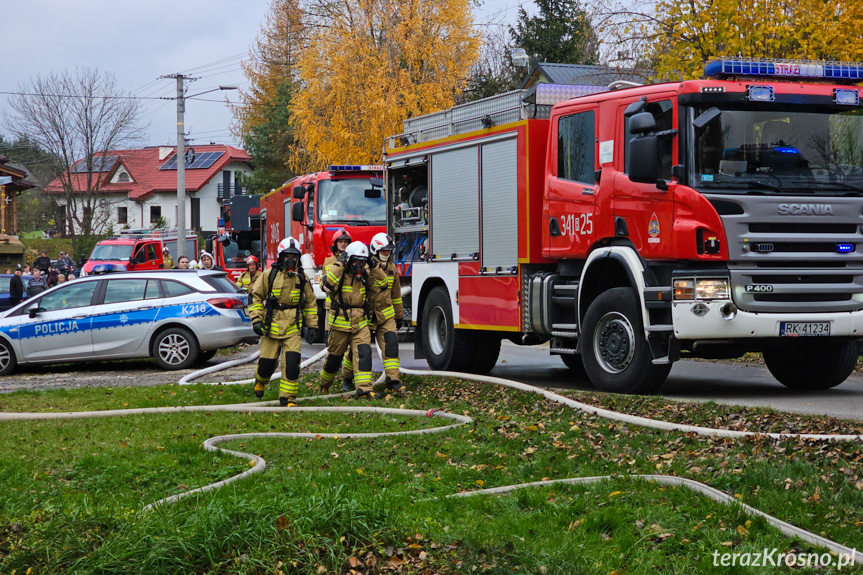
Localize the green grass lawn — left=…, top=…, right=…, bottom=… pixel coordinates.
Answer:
left=1, top=374, right=861, bottom=574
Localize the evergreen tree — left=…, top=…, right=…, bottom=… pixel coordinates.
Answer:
left=510, top=0, right=598, bottom=65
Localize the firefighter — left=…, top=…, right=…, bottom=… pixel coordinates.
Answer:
left=322, top=228, right=352, bottom=334
left=319, top=241, right=388, bottom=398
left=249, top=237, right=318, bottom=407
left=342, top=233, right=405, bottom=393
left=236, top=255, right=262, bottom=293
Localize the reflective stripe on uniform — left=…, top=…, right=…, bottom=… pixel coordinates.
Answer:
left=248, top=303, right=263, bottom=311
left=326, top=271, right=338, bottom=284
left=386, top=277, right=394, bottom=288
left=343, top=356, right=353, bottom=370
left=391, top=298, right=402, bottom=306
left=382, top=305, right=395, bottom=319
left=321, top=369, right=336, bottom=383
left=280, top=379, right=299, bottom=395
left=374, top=277, right=388, bottom=288
left=355, top=372, right=373, bottom=385
left=383, top=358, right=399, bottom=370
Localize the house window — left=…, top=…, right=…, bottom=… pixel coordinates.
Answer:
left=118, top=206, right=128, bottom=224
left=150, top=205, right=161, bottom=224
left=117, top=171, right=130, bottom=183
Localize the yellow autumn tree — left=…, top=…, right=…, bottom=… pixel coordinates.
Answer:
left=293, top=0, right=480, bottom=167
left=599, top=0, right=863, bottom=80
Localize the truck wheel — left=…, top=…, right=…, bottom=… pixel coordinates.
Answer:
left=422, top=286, right=475, bottom=371
left=153, top=327, right=199, bottom=371
left=763, top=342, right=857, bottom=390
left=560, top=353, right=588, bottom=380
left=582, top=287, right=670, bottom=394
left=0, top=339, right=17, bottom=376
left=471, top=332, right=501, bottom=373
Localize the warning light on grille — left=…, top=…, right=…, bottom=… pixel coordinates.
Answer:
left=837, top=243, right=855, bottom=253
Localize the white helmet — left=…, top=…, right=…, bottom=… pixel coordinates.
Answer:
left=277, top=237, right=301, bottom=256
left=369, top=233, right=395, bottom=258
left=344, top=241, right=368, bottom=260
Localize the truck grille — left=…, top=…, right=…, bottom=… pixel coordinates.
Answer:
left=711, top=195, right=863, bottom=313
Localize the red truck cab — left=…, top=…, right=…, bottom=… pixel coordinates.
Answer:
left=81, top=230, right=197, bottom=276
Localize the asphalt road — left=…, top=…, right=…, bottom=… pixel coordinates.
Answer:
left=306, top=339, right=863, bottom=422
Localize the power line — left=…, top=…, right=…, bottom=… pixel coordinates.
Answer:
left=0, top=90, right=170, bottom=101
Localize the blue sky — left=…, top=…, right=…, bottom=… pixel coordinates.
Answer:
left=1, top=0, right=526, bottom=149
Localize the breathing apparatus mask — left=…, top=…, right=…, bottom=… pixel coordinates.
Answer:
left=349, top=256, right=366, bottom=278
left=278, top=252, right=299, bottom=275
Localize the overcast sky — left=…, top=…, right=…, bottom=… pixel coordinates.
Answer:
left=1, top=0, right=524, bottom=151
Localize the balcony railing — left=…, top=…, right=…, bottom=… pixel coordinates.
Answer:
left=217, top=184, right=247, bottom=199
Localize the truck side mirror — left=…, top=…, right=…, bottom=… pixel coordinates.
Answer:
left=292, top=201, right=305, bottom=222
left=364, top=188, right=382, bottom=199
left=28, top=302, right=40, bottom=318
left=629, top=135, right=662, bottom=185
left=629, top=112, right=656, bottom=135
left=369, top=177, right=384, bottom=188
left=292, top=186, right=305, bottom=199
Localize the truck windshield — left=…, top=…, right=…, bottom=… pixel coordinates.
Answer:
left=693, top=106, right=863, bottom=194
left=89, top=244, right=134, bottom=261
left=317, top=179, right=385, bottom=225
left=222, top=231, right=262, bottom=268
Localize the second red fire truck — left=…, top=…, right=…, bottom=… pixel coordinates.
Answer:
left=383, top=57, right=863, bottom=393
left=259, top=166, right=386, bottom=340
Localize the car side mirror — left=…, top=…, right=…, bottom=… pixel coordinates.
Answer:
left=292, top=201, right=305, bottom=222
left=28, top=303, right=40, bottom=318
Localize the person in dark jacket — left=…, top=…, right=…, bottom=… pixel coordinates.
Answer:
left=47, top=269, right=60, bottom=288
left=32, top=250, right=51, bottom=274
left=56, top=251, right=75, bottom=275
left=27, top=269, right=48, bottom=297
left=9, top=268, right=24, bottom=305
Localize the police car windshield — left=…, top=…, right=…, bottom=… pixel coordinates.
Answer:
left=693, top=106, right=863, bottom=195
left=90, top=244, right=134, bottom=261
left=317, top=179, right=385, bottom=225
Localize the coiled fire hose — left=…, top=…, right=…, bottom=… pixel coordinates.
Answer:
left=0, top=347, right=860, bottom=564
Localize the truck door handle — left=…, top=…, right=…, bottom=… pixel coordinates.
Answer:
left=549, top=218, right=561, bottom=237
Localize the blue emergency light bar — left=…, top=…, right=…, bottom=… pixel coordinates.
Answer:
left=704, top=58, right=863, bottom=84
left=328, top=165, right=383, bottom=172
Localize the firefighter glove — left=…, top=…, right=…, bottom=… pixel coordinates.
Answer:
left=338, top=251, right=348, bottom=264
left=306, top=327, right=319, bottom=342
left=368, top=256, right=378, bottom=269
left=252, top=321, right=264, bottom=337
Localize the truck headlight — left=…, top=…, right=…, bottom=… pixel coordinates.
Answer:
left=673, top=278, right=730, bottom=300
left=696, top=278, right=730, bottom=300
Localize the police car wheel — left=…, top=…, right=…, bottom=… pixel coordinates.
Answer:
left=0, top=338, right=17, bottom=376
left=152, top=327, right=199, bottom=370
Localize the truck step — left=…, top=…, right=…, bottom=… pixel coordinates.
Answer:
left=551, top=331, right=579, bottom=339
left=551, top=347, right=578, bottom=355
left=553, top=284, right=579, bottom=292
left=651, top=357, right=672, bottom=365
left=552, top=323, right=578, bottom=330
left=646, top=324, right=673, bottom=333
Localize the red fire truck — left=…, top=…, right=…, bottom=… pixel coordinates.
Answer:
left=259, top=166, right=386, bottom=338
left=384, top=57, right=863, bottom=393
left=208, top=194, right=264, bottom=282
left=81, top=229, right=197, bottom=276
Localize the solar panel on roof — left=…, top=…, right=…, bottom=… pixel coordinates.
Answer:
left=71, top=155, right=118, bottom=173
left=159, top=150, right=224, bottom=170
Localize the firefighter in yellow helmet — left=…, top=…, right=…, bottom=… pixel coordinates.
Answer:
left=319, top=240, right=388, bottom=398
left=322, top=228, right=351, bottom=334
left=235, top=255, right=261, bottom=294
left=249, top=237, right=317, bottom=407
left=341, top=233, right=404, bottom=393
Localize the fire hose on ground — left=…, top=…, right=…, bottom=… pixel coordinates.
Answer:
left=0, top=347, right=861, bottom=564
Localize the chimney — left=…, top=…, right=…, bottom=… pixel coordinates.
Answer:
left=158, top=146, right=174, bottom=161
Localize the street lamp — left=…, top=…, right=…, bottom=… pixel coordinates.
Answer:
left=173, top=80, right=237, bottom=259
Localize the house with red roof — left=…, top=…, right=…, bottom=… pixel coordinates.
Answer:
left=44, top=144, right=253, bottom=236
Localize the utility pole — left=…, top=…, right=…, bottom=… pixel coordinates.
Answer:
left=159, top=75, right=237, bottom=260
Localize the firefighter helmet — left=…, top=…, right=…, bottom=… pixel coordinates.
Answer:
left=277, top=237, right=301, bottom=256
left=331, top=228, right=352, bottom=254
left=344, top=241, right=368, bottom=260
left=369, top=233, right=395, bottom=256
left=245, top=255, right=259, bottom=265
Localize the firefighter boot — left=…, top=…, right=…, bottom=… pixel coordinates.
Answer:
left=253, top=380, right=267, bottom=399
left=341, top=377, right=355, bottom=393
left=279, top=397, right=297, bottom=407
left=356, top=388, right=382, bottom=400
left=385, top=377, right=404, bottom=392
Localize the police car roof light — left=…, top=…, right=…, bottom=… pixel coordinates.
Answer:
left=704, top=57, right=863, bottom=84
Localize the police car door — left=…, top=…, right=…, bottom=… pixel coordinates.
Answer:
left=18, top=281, right=98, bottom=361
left=91, top=278, right=164, bottom=357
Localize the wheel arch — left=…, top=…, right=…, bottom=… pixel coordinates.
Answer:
left=578, top=247, right=651, bottom=334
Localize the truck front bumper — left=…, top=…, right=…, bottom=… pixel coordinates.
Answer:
left=672, top=301, right=863, bottom=340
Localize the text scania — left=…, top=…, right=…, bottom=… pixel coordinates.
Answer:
left=35, top=320, right=79, bottom=336
left=777, top=203, right=834, bottom=215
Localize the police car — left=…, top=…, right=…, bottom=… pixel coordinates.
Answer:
left=0, top=270, right=256, bottom=376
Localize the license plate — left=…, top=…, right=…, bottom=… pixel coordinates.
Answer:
left=779, top=322, right=830, bottom=337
